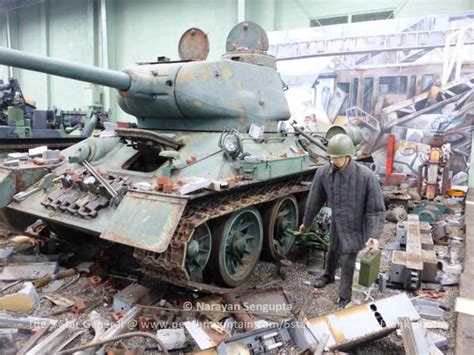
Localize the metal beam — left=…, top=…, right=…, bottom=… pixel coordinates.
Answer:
left=100, top=0, right=109, bottom=70
left=40, top=0, right=50, bottom=107
left=100, top=0, right=110, bottom=111
left=237, top=0, right=245, bottom=23
left=269, top=28, right=474, bottom=60
left=104, top=0, right=117, bottom=120
left=5, top=10, right=13, bottom=77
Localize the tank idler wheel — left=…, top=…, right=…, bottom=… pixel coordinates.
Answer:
left=210, top=207, right=263, bottom=287
left=185, top=223, right=212, bottom=282
left=262, top=195, right=299, bottom=260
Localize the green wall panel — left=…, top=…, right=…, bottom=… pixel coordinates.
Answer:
left=16, top=3, right=48, bottom=108
left=109, top=0, right=237, bottom=122
left=48, top=0, right=95, bottom=110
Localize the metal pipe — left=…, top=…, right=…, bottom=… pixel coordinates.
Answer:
left=238, top=0, right=245, bottom=23
left=82, top=160, right=118, bottom=198
left=290, top=121, right=327, bottom=151
left=81, top=112, right=98, bottom=138
left=5, top=11, right=13, bottom=78
left=100, top=0, right=111, bottom=111
left=0, top=47, right=131, bottom=91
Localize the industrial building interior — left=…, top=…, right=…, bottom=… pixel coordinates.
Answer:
left=0, top=0, right=473, bottom=353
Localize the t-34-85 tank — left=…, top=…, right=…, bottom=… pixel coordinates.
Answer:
left=0, top=23, right=330, bottom=291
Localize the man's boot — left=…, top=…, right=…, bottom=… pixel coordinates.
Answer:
left=313, top=275, right=335, bottom=288
left=336, top=297, right=351, bottom=308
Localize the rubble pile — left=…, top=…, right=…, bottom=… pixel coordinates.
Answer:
left=0, top=177, right=466, bottom=354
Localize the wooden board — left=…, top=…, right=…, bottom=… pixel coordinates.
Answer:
left=406, top=214, right=423, bottom=270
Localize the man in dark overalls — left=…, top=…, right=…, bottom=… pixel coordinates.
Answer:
left=300, top=134, right=385, bottom=308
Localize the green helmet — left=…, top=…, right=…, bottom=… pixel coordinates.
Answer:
left=326, top=134, right=355, bottom=157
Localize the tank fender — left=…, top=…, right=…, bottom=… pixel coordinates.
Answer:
left=100, top=191, right=188, bottom=253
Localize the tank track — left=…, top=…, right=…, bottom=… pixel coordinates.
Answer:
left=133, top=174, right=313, bottom=293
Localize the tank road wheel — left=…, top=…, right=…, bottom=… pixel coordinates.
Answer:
left=185, top=223, right=212, bottom=282
left=211, top=208, right=263, bottom=287
left=262, top=195, right=299, bottom=260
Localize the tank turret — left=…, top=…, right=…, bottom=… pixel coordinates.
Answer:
left=0, top=23, right=289, bottom=132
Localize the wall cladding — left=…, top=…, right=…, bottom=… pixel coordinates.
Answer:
left=16, top=3, right=47, bottom=107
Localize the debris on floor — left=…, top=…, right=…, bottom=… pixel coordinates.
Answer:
left=0, top=108, right=468, bottom=353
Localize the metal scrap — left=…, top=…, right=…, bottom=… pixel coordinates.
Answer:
left=398, top=317, right=442, bottom=355
left=239, top=286, right=292, bottom=319
left=94, top=305, right=144, bottom=354
left=0, top=262, right=58, bottom=281
left=0, top=247, right=14, bottom=265
left=33, top=268, right=77, bottom=288
left=156, top=328, right=188, bottom=351
left=0, top=282, right=40, bottom=312
left=113, top=283, right=157, bottom=313
left=43, top=294, right=75, bottom=308
left=184, top=320, right=229, bottom=350
left=223, top=293, right=255, bottom=331
left=215, top=323, right=292, bottom=354
left=89, top=310, right=105, bottom=342
left=412, top=298, right=445, bottom=320
left=17, top=324, right=50, bottom=355
left=13, top=173, right=56, bottom=202
left=389, top=214, right=438, bottom=289
left=26, top=320, right=83, bottom=355
left=0, top=314, right=57, bottom=329
left=386, top=206, right=408, bottom=222
left=308, top=293, right=420, bottom=351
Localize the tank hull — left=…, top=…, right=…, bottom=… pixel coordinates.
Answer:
left=4, top=129, right=323, bottom=290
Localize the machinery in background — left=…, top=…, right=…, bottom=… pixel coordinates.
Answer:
left=0, top=77, right=35, bottom=124
left=0, top=77, right=107, bottom=152
left=417, top=133, right=451, bottom=200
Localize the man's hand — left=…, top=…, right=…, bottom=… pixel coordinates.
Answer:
left=299, top=224, right=309, bottom=233
left=365, top=238, right=379, bottom=251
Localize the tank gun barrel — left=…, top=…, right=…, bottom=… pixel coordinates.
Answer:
left=0, top=47, right=131, bottom=91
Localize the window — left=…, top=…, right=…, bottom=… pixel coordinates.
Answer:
left=337, top=82, right=350, bottom=94
left=350, top=78, right=359, bottom=107
left=337, top=82, right=350, bottom=115
left=310, top=16, right=348, bottom=27
left=352, top=11, right=394, bottom=23
left=363, top=77, right=374, bottom=113
left=378, top=76, right=408, bottom=94
left=310, top=10, right=394, bottom=27
left=409, top=76, right=417, bottom=98
left=421, top=74, right=435, bottom=92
